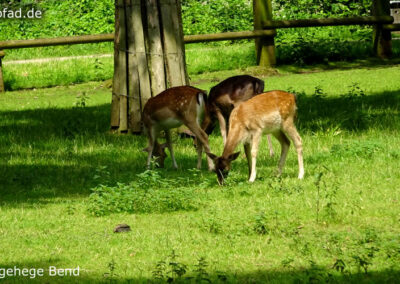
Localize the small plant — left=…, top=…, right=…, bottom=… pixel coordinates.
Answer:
left=312, top=85, right=326, bottom=100
left=65, top=201, right=76, bottom=215
left=314, top=166, right=340, bottom=223
left=343, top=82, right=365, bottom=100
left=332, top=258, right=346, bottom=273
left=152, top=260, right=166, bottom=280
left=152, top=250, right=188, bottom=282
left=281, top=257, right=294, bottom=269
left=351, top=254, right=371, bottom=274
left=75, top=92, right=89, bottom=108
left=93, top=165, right=111, bottom=185
left=104, top=259, right=118, bottom=279
left=253, top=211, right=269, bottom=235
left=94, top=58, right=105, bottom=78
left=201, top=215, right=223, bottom=234
left=194, top=257, right=210, bottom=282
left=314, top=171, right=323, bottom=224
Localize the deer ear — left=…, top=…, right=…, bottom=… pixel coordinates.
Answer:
left=206, top=152, right=218, bottom=160
left=228, top=152, right=240, bottom=161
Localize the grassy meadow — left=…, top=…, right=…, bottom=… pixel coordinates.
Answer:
left=0, top=63, right=399, bottom=283
left=3, top=38, right=400, bottom=91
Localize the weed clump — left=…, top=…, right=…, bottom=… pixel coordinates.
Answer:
left=87, top=168, right=203, bottom=216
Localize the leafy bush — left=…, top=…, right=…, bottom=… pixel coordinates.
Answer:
left=181, top=0, right=253, bottom=35
left=87, top=169, right=204, bottom=216
left=1, top=0, right=372, bottom=40
left=0, top=0, right=114, bottom=40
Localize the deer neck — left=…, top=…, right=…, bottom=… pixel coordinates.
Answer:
left=222, top=127, right=244, bottom=158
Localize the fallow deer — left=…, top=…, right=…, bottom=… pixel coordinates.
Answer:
left=201, top=75, right=275, bottom=156
left=206, top=90, right=304, bottom=185
left=142, top=86, right=214, bottom=170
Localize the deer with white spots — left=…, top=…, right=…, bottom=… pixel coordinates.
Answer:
left=142, top=86, right=214, bottom=170
left=206, top=90, right=304, bottom=185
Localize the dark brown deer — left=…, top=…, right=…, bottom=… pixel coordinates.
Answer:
left=206, top=90, right=304, bottom=185
left=142, top=86, right=214, bottom=170
left=201, top=75, right=274, bottom=156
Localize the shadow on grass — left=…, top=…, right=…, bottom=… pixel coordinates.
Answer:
left=0, top=259, right=399, bottom=284
left=0, top=89, right=399, bottom=204
left=278, top=57, right=400, bottom=75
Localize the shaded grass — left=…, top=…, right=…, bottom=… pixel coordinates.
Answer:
left=0, top=67, right=400, bottom=282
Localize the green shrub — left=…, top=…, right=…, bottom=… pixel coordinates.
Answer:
left=87, top=169, right=203, bottom=216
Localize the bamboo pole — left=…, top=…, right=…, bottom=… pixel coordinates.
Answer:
left=254, top=0, right=276, bottom=67
left=175, top=0, right=189, bottom=83
left=146, top=0, right=166, bottom=96
left=160, top=0, right=187, bottom=86
left=110, top=2, right=121, bottom=129
left=172, top=0, right=188, bottom=86
left=0, top=51, right=5, bottom=93
left=118, top=0, right=128, bottom=132
left=126, top=0, right=142, bottom=133
left=372, top=1, right=392, bottom=58
left=160, top=0, right=189, bottom=136
left=112, top=0, right=129, bottom=132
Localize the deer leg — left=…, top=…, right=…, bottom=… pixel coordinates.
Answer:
left=267, top=135, right=275, bottom=157
left=186, top=121, right=214, bottom=171
left=244, top=142, right=251, bottom=178
left=273, top=130, right=290, bottom=177
left=282, top=123, right=304, bottom=179
left=165, top=130, right=178, bottom=169
left=215, top=109, right=227, bottom=145
left=249, top=132, right=262, bottom=182
left=146, top=127, right=158, bottom=169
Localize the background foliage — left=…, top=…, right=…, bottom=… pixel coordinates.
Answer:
left=0, top=0, right=372, bottom=40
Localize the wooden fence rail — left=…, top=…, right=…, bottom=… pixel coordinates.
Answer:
left=0, top=34, right=114, bottom=50
left=262, top=16, right=394, bottom=29
left=0, top=15, right=399, bottom=93
left=0, top=16, right=398, bottom=50
left=0, top=30, right=279, bottom=50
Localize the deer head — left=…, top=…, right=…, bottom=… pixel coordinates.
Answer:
left=206, top=152, right=240, bottom=185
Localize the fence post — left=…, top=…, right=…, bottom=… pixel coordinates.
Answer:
left=373, top=0, right=392, bottom=58
left=0, top=51, right=5, bottom=93
left=253, top=0, right=276, bottom=67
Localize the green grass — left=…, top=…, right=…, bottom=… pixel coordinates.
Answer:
left=3, top=39, right=400, bottom=91
left=1, top=65, right=400, bottom=282
left=3, top=43, right=114, bottom=61
left=3, top=56, right=113, bottom=91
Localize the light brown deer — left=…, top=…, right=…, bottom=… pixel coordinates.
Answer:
left=206, top=90, right=304, bottom=185
left=142, top=86, right=214, bottom=170
left=201, top=75, right=275, bottom=156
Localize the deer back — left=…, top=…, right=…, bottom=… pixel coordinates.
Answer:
left=142, top=86, right=207, bottom=128
left=230, top=90, right=297, bottom=135
left=207, top=75, right=265, bottom=113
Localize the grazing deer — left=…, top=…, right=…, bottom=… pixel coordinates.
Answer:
left=206, top=90, right=304, bottom=185
left=142, top=86, right=214, bottom=170
left=201, top=75, right=275, bottom=157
